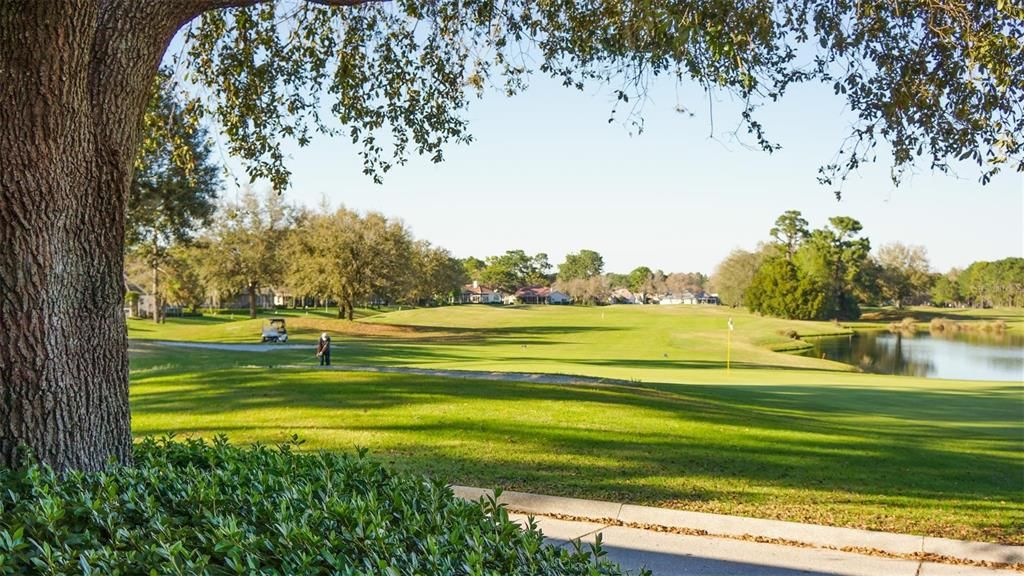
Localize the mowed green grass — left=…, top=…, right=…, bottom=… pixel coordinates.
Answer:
left=126, top=307, right=391, bottom=344
left=131, top=304, right=861, bottom=383
left=127, top=305, right=1024, bottom=543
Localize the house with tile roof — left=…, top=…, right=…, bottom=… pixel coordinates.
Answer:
left=459, top=281, right=504, bottom=304
left=505, top=286, right=572, bottom=305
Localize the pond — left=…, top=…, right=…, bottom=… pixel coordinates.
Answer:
left=801, top=330, right=1024, bottom=382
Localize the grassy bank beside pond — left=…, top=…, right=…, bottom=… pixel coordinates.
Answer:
left=851, top=306, right=1024, bottom=332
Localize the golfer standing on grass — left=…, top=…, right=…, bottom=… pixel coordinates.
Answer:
left=317, top=332, right=331, bottom=366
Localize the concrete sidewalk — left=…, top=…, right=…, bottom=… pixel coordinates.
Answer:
left=510, top=513, right=1018, bottom=576
left=454, top=487, right=1023, bottom=576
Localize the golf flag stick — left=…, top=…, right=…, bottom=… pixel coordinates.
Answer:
left=727, top=318, right=734, bottom=374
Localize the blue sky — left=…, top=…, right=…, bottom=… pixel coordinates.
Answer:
left=215, top=72, right=1023, bottom=276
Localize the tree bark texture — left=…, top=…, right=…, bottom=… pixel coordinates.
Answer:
left=0, top=0, right=198, bottom=471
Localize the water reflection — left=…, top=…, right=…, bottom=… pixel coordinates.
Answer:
left=802, top=330, right=1024, bottom=382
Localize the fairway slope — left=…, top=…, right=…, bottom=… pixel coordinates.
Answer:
left=129, top=341, right=1024, bottom=544
left=126, top=306, right=1023, bottom=543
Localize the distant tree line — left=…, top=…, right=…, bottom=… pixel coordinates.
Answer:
left=129, top=179, right=1022, bottom=321
left=123, top=98, right=717, bottom=315
left=128, top=100, right=1013, bottom=320
left=128, top=156, right=718, bottom=314
left=708, top=210, right=1024, bottom=320
left=932, top=258, right=1024, bottom=308
left=126, top=188, right=466, bottom=319
left=121, top=100, right=472, bottom=321
left=285, top=206, right=466, bottom=319
left=460, top=248, right=709, bottom=305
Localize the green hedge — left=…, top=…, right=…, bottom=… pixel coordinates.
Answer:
left=0, top=437, right=644, bottom=575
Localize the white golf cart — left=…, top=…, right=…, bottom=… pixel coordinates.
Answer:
left=260, top=318, right=289, bottom=343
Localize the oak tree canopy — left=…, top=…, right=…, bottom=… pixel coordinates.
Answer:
left=174, top=0, right=1023, bottom=191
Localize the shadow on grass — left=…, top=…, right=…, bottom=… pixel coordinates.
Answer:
left=136, top=335, right=853, bottom=377
left=571, top=357, right=845, bottom=373
left=131, top=365, right=1024, bottom=512
left=135, top=410, right=1023, bottom=542
left=130, top=341, right=1021, bottom=435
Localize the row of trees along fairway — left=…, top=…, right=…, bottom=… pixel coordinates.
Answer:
left=128, top=189, right=467, bottom=321
left=2, top=1, right=1022, bottom=470
left=286, top=207, right=464, bottom=319
left=122, top=77, right=469, bottom=322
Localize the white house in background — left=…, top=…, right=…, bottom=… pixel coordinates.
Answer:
left=548, top=290, right=571, bottom=304
left=697, top=291, right=721, bottom=304
left=659, top=290, right=721, bottom=305
left=123, top=277, right=154, bottom=318
left=460, top=281, right=503, bottom=304
left=203, top=288, right=279, bottom=310
left=508, top=286, right=545, bottom=305
left=506, top=286, right=572, bottom=305
left=273, top=291, right=297, bottom=307
left=659, top=293, right=685, bottom=305
left=610, top=288, right=638, bottom=304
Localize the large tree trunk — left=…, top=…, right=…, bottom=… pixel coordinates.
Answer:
left=0, top=1, right=193, bottom=471
left=346, top=298, right=355, bottom=321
